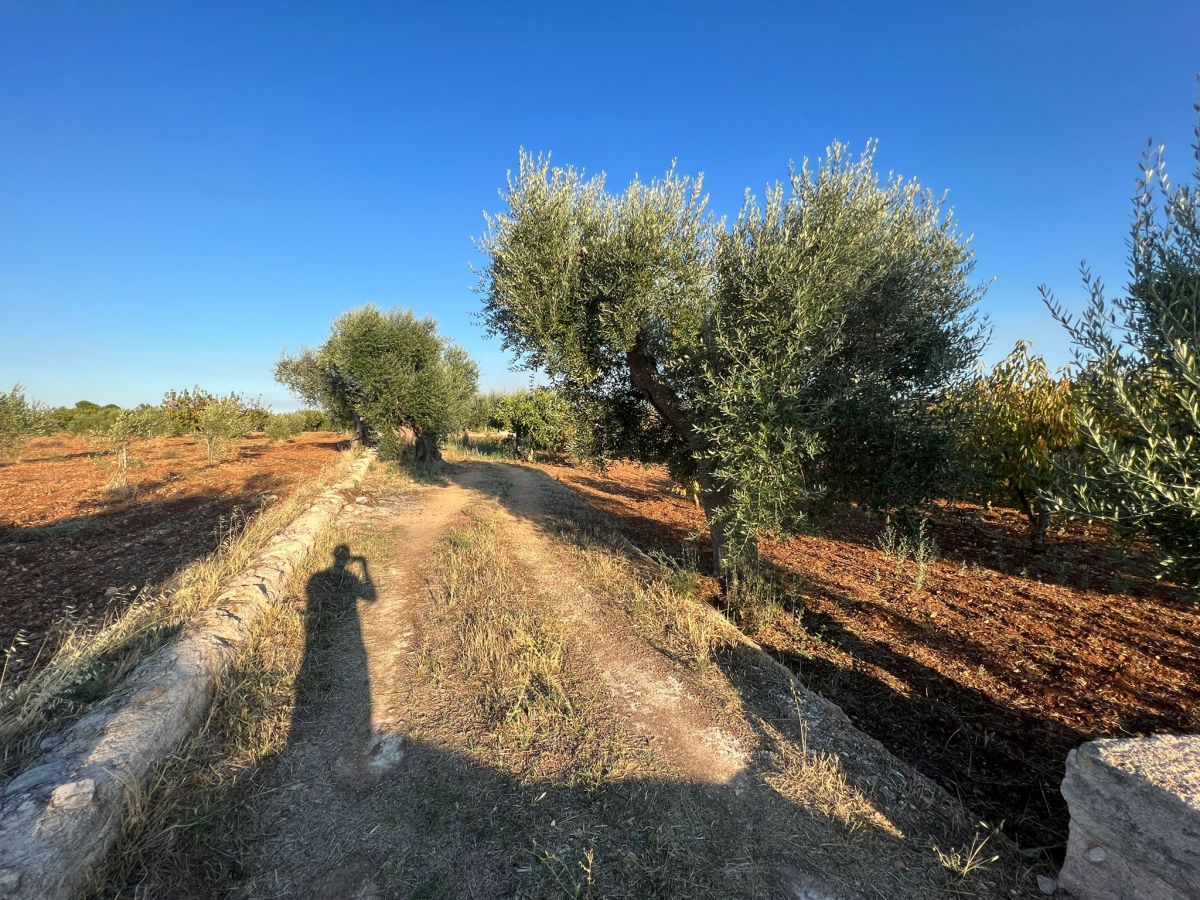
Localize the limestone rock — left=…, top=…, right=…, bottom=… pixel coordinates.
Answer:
left=1059, top=734, right=1199, bottom=900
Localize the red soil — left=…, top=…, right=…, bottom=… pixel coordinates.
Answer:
left=0, top=432, right=350, bottom=680
left=535, top=458, right=1200, bottom=860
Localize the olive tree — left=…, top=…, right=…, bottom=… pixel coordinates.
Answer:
left=494, top=388, right=576, bottom=459
left=480, top=146, right=985, bottom=575
left=276, top=305, right=478, bottom=461
left=195, top=393, right=254, bottom=463
left=0, top=385, right=44, bottom=458
left=1043, top=108, right=1200, bottom=588
left=947, top=342, right=1076, bottom=547
left=161, top=387, right=217, bottom=435
left=107, top=406, right=166, bottom=490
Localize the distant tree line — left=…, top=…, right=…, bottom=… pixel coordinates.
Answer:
left=0, top=385, right=333, bottom=464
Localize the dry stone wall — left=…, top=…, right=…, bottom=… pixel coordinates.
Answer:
left=0, top=452, right=373, bottom=900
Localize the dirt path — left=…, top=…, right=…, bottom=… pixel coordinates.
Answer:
left=150, top=458, right=1033, bottom=899
left=492, top=460, right=752, bottom=786
left=234, top=466, right=492, bottom=898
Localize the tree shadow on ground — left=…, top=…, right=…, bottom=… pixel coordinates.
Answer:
left=757, top=576, right=1087, bottom=858
left=438, top=460, right=1138, bottom=867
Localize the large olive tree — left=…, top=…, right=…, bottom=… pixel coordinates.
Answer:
left=480, top=147, right=985, bottom=574
left=277, top=306, right=478, bottom=461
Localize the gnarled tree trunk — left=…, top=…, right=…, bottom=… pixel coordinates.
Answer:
left=626, top=332, right=748, bottom=581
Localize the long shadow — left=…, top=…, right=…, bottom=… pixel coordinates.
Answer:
left=758, top=579, right=1089, bottom=857
left=287, top=544, right=377, bottom=751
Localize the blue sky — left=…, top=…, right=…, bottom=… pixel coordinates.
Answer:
left=1, top=1, right=1197, bottom=410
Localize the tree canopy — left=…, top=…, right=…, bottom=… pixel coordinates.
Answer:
left=276, top=305, right=478, bottom=461
left=480, top=146, right=986, bottom=573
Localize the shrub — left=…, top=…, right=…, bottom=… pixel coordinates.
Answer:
left=493, top=388, right=576, bottom=459
left=161, top=387, right=216, bottom=435
left=0, top=385, right=44, bottom=458
left=947, top=341, right=1077, bottom=547
left=276, top=306, right=478, bottom=461
left=264, top=410, right=327, bottom=442
left=1043, top=104, right=1200, bottom=588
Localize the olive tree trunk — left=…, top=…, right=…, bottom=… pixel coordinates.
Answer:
left=626, top=334, right=745, bottom=579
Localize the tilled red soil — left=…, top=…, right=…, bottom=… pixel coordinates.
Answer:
left=0, top=432, right=350, bottom=681
left=536, top=458, right=1200, bottom=860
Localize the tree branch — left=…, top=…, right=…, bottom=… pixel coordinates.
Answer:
left=625, top=333, right=692, bottom=445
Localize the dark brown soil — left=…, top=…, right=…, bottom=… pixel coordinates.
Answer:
left=534, top=458, right=1200, bottom=861
left=0, top=432, right=350, bottom=679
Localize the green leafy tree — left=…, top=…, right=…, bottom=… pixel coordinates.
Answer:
left=494, top=388, right=576, bottom=459
left=240, top=397, right=273, bottom=432
left=195, top=393, right=253, bottom=463
left=480, top=147, right=985, bottom=574
left=0, top=385, right=44, bottom=458
left=276, top=306, right=478, bottom=461
left=1043, top=106, right=1200, bottom=588
left=107, top=407, right=166, bottom=491
left=947, top=342, right=1076, bottom=547
left=465, top=390, right=515, bottom=432
left=161, top=387, right=218, bottom=435
left=700, top=144, right=986, bottom=554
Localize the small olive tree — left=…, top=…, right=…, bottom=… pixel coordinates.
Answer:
left=195, top=393, right=253, bottom=463
left=276, top=306, right=478, bottom=461
left=480, top=147, right=985, bottom=575
left=0, top=385, right=44, bottom=458
left=107, top=407, right=165, bottom=491
left=0, top=386, right=44, bottom=458
left=1043, top=106, right=1200, bottom=588
left=947, top=342, right=1076, bottom=547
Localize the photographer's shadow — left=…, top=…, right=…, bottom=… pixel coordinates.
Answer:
left=289, top=543, right=382, bottom=776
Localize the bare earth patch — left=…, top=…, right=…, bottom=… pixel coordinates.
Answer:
left=0, top=432, right=350, bottom=681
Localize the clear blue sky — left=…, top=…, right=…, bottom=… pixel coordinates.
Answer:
left=1, top=1, right=1197, bottom=410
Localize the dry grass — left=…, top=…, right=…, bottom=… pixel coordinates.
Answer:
left=426, top=509, right=637, bottom=790
left=84, top=523, right=336, bottom=899
left=510, top=491, right=1036, bottom=898
left=0, top=448, right=360, bottom=775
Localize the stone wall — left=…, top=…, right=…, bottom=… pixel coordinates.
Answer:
left=0, top=452, right=373, bottom=900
